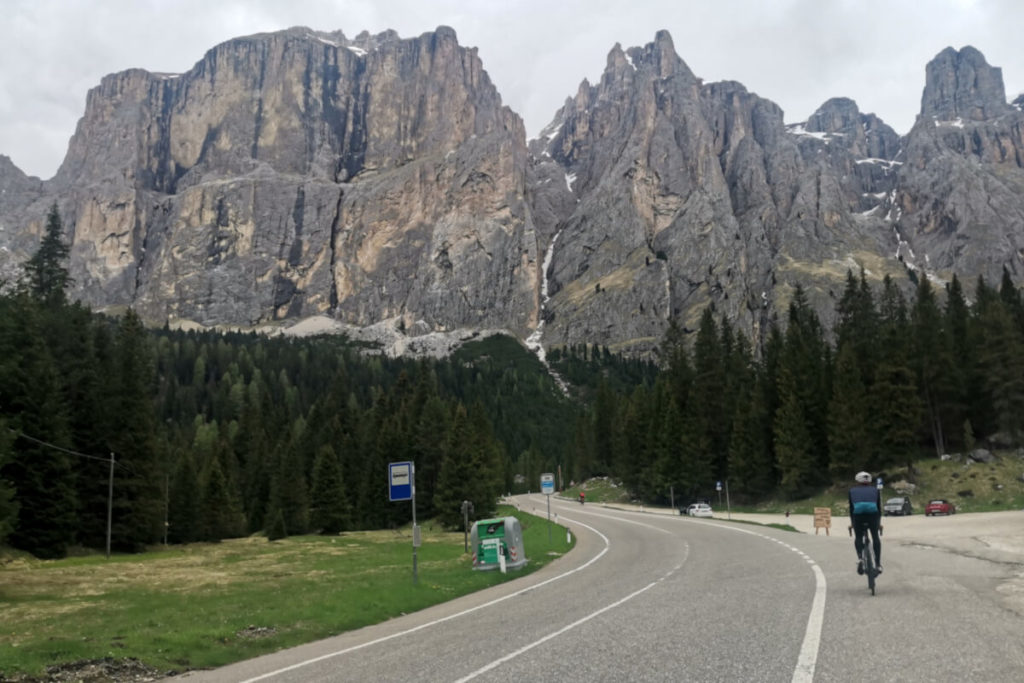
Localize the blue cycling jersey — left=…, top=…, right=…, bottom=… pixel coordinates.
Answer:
left=849, top=485, right=880, bottom=515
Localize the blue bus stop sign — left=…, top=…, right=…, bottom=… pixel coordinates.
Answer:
left=389, top=461, right=413, bottom=501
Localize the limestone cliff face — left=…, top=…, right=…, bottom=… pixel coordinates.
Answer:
left=0, top=26, right=538, bottom=335
left=530, top=40, right=1024, bottom=353
left=895, top=48, right=1024, bottom=285
left=532, top=33, right=908, bottom=353
left=1, top=32, right=1022, bottom=357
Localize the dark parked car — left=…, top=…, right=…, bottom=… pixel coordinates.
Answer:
left=884, top=496, right=912, bottom=516
left=925, top=499, right=956, bottom=516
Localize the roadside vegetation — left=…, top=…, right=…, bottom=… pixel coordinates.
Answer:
left=0, top=506, right=572, bottom=679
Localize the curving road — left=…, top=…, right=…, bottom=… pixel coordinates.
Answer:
left=178, top=496, right=1024, bottom=682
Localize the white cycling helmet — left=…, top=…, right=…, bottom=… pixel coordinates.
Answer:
left=855, top=471, right=872, bottom=484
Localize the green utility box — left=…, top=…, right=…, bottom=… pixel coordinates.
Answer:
left=470, top=516, right=528, bottom=571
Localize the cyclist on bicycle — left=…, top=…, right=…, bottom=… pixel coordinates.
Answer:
left=849, top=471, right=882, bottom=574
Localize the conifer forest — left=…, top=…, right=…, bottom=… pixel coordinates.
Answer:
left=2, top=207, right=1023, bottom=558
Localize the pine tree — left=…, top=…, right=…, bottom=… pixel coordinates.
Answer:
left=912, top=276, right=955, bottom=455
left=727, top=371, right=775, bottom=499
left=168, top=452, right=201, bottom=544
left=21, top=203, right=73, bottom=306
left=269, top=436, right=309, bottom=536
left=774, top=377, right=816, bottom=499
left=108, top=310, right=163, bottom=551
left=200, top=457, right=242, bottom=542
left=0, top=418, right=19, bottom=545
left=1, top=298, right=77, bottom=558
left=870, top=359, right=923, bottom=470
left=309, top=444, right=350, bottom=534
left=412, top=395, right=449, bottom=519
left=940, top=276, right=971, bottom=452
left=828, top=343, right=873, bottom=478
left=778, top=286, right=830, bottom=484
left=974, top=295, right=1024, bottom=442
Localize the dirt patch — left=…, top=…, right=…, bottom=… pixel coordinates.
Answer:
left=0, top=657, right=170, bottom=683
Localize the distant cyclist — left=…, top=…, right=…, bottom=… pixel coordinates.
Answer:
left=849, top=471, right=882, bottom=574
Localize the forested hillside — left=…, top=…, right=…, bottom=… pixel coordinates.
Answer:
left=2, top=208, right=1023, bottom=558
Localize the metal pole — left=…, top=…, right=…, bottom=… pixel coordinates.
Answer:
left=670, top=486, right=674, bottom=515
left=547, top=494, right=551, bottom=542
left=164, top=473, right=169, bottom=546
left=106, top=452, right=114, bottom=559
left=726, top=480, right=731, bottom=520
left=412, top=485, right=418, bottom=585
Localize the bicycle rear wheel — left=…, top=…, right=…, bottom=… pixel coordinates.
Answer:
left=863, top=544, right=876, bottom=595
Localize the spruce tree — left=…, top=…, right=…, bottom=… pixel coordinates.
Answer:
left=21, top=203, right=73, bottom=306
left=912, top=276, right=955, bottom=455
left=940, top=276, right=971, bottom=452
left=727, top=371, right=775, bottom=499
left=108, top=310, right=163, bottom=551
left=974, top=296, right=1024, bottom=442
left=200, top=457, right=242, bottom=542
left=774, top=367, right=816, bottom=499
left=871, top=359, right=923, bottom=470
left=168, top=452, right=201, bottom=544
left=0, top=418, right=19, bottom=545
left=309, top=444, right=350, bottom=534
left=1, top=298, right=77, bottom=558
left=828, top=344, right=872, bottom=478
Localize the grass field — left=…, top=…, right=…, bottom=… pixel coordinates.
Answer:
left=563, top=453, right=1024, bottom=517
left=729, top=453, right=1024, bottom=516
left=0, top=505, right=573, bottom=679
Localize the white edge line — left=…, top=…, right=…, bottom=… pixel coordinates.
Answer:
left=791, top=564, right=827, bottom=683
left=238, top=518, right=612, bottom=683
left=690, top=520, right=827, bottom=682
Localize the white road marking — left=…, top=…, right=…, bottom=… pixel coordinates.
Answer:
left=239, top=516, right=611, bottom=683
left=682, top=519, right=827, bottom=682
left=454, top=563, right=685, bottom=682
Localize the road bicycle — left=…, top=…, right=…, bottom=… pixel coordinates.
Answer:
left=848, top=523, right=883, bottom=595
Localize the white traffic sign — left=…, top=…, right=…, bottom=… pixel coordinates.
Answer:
left=540, top=473, right=555, bottom=495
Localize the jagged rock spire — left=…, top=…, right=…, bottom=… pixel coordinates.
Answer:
left=920, top=46, right=1009, bottom=122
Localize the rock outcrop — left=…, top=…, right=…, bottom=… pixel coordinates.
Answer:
left=0, top=27, right=538, bottom=337
left=1, top=32, right=1022, bottom=357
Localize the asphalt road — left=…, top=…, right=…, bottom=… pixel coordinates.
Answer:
left=177, top=497, right=1024, bottom=682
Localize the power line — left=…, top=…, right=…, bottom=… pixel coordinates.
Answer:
left=6, top=427, right=134, bottom=472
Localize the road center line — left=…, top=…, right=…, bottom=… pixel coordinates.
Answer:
left=239, top=517, right=611, bottom=683
left=454, top=556, right=688, bottom=682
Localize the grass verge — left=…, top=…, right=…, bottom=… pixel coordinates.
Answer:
left=0, top=505, right=573, bottom=678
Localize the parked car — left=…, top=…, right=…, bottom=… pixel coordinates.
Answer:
left=925, top=499, right=956, bottom=516
left=884, top=496, right=913, bottom=516
left=690, top=503, right=713, bottom=518
left=681, top=503, right=700, bottom=516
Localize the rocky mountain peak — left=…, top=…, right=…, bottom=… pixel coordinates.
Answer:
left=802, top=97, right=900, bottom=160
left=920, top=45, right=1009, bottom=122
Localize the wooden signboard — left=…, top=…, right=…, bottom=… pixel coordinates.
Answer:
left=813, top=507, right=832, bottom=535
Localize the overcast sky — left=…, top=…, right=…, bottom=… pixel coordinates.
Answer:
left=2, top=0, right=1021, bottom=179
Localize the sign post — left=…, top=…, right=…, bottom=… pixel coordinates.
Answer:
left=716, top=480, right=722, bottom=508
left=461, top=500, right=474, bottom=552
left=389, top=461, right=417, bottom=584
left=541, top=473, right=555, bottom=542
left=814, top=507, right=832, bottom=536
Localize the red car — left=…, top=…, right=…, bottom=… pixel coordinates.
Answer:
left=925, top=499, right=956, bottom=516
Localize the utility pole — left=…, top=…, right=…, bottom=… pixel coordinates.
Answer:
left=106, top=452, right=114, bottom=559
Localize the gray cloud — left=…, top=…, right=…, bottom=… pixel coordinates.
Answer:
left=2, top=0, right=1021, bottom=179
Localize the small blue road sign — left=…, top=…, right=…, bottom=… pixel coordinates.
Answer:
left=389, top=461, right=414, bottom=501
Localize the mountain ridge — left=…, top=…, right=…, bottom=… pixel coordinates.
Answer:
left=1, top=28, right=1021, bottom=356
